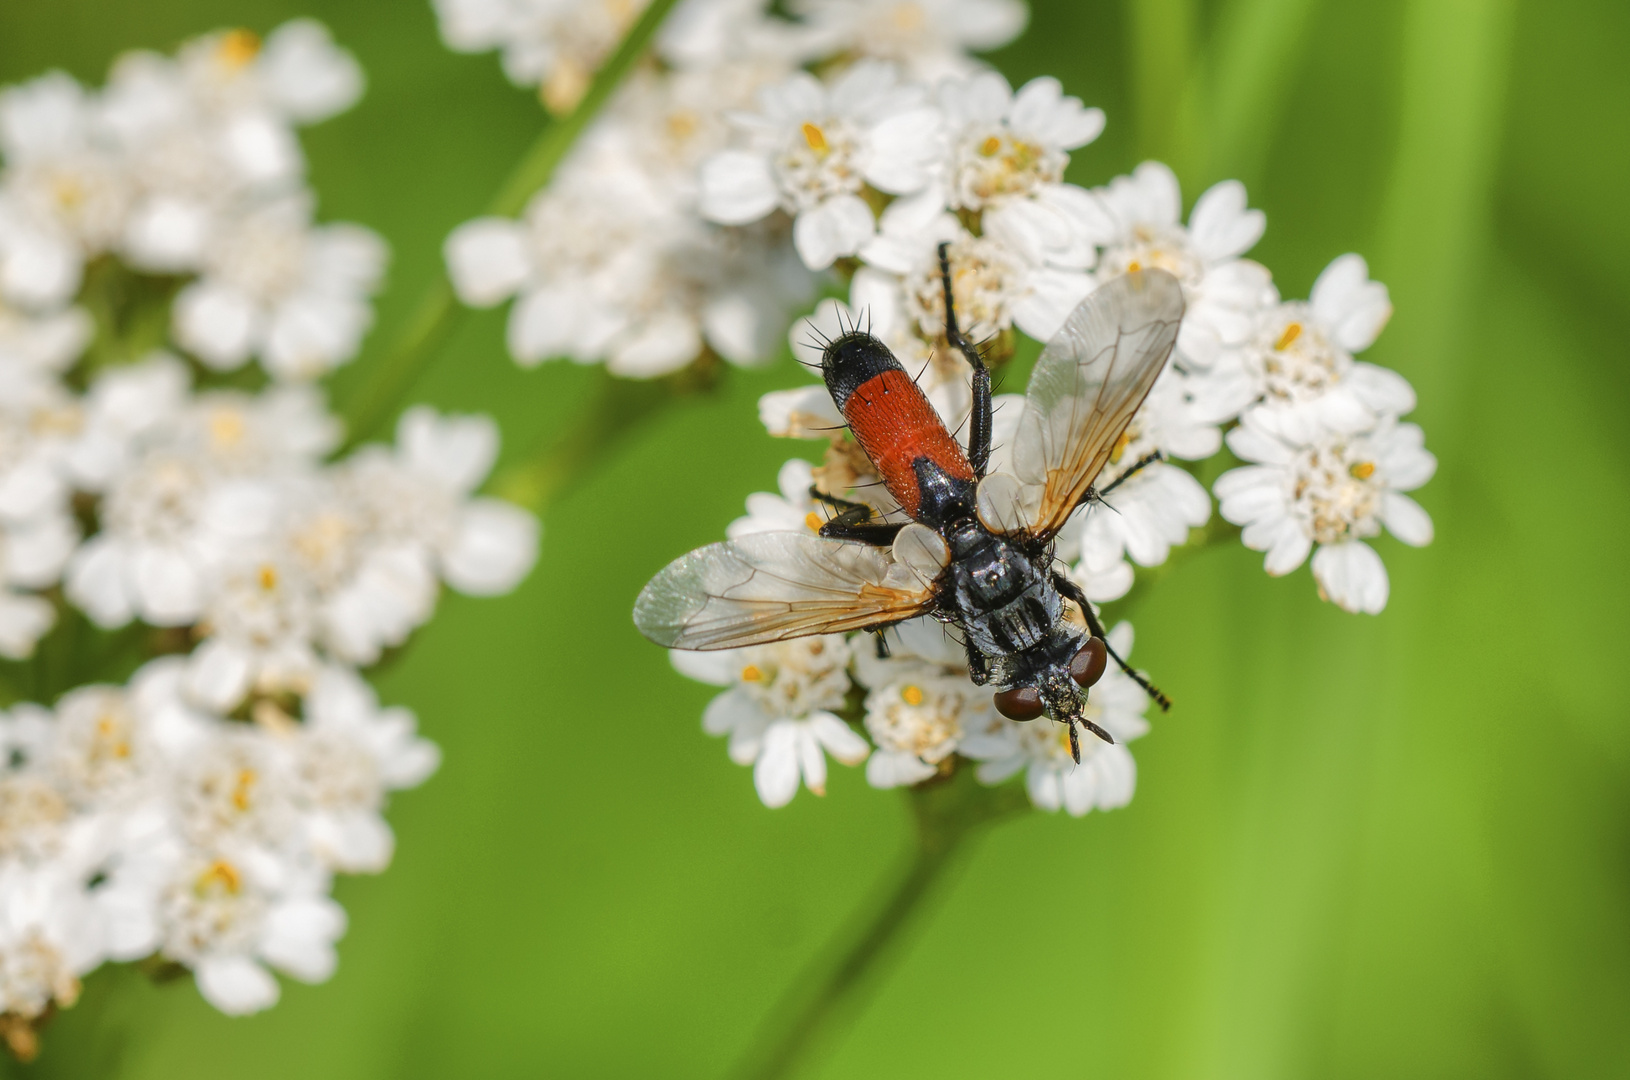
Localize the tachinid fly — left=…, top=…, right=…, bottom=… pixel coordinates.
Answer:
left=635, top=243, right=1184, bottom=762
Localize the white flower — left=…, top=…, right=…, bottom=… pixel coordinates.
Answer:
left=449, top=161, right=810, bottom=375
left=0, top=71, right=132, bottom=308
left=1193, top=254, right=1414, bottom=439
left=700, top=62, right=941, bottom=269
left=287, top=666, right=439, bottom=873
left=170, top=22, right=363, bottom=126
left=1216, top=411, right=1436, bottom=614
left=172, top=195, right=387, bottom=380
left=432, top=0, right=653, bottom=113
left=320, top=408, right=538, bottom=663
left=789, top=0, right=1027, bottom=80
left=0, top=865, right=106, bottom=1021
left=728, top=458, right=829, bottom=539
left=1092, top=162, right=1275, bottom=371
left=66, top=380, right=336, bottom=629
left=156, top=846, right=345, bottom=1016
left=674, top=635, right=869, bottom=807
left=961, top=622, right=1149, bottom=816
left=851, top=618, right=987, bottom=787
left=860, top=189, right=1094, bottom=347
left=1066, top=370, right=1217, bottom=602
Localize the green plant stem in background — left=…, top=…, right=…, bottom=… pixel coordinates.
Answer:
left=487, top=368, right=684, bottom=514
left=731, top=771, right=1031, bottom=1080
left=336, top=0, right=682, bottom=448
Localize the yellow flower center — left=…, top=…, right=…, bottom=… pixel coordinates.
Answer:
left=901, top=684, right=925, bottom=707
left=1274, top=322, right=1304, bottom=351
left=740, top=664, right=764, bottom=683
left=217, top=29, right=261, bottom=70
left=804, top=511, right=824, bottom=533
left=802, top=122, right=830, bottom=156
left=196, top=859, right=243, bottom=896
left=257, top=564, right=278, bottom=591
left=1349, top=461, right=1376, bottom=480
left=208, top=409, right=246, bottom=447
left=231, top=768, right=256, bottom=812
left=980, top=135, right=1002, bottom=157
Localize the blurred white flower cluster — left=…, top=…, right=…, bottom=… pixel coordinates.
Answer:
left=468, top=1, right=1442, bottom=809
left=439, top=0, right=1031, bottom=377
left=0, top=22, right=539, bottom=1046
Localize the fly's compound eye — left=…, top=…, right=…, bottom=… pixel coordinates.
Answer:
left=1068, top=637, right=1108, bottom=688
left=993, top=685, right=1045, bottom=721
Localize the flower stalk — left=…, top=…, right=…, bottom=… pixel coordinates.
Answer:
left=730, top=769, right=1031, bottom=1080
left=336, top=0, right=683, bottom=447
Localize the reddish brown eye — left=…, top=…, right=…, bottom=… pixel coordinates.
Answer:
left=993, top=686, right=1045, bottom=721
left=1069, top=637, right=1108, bottom=688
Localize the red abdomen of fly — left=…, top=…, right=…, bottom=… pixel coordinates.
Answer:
left=821, top=331, right=973, bottom=518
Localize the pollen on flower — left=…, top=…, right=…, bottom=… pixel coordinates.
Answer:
left=216, top=29, right=262, bottom=69
left=1350, top=461, right=1376, bottom=480
left=801, top=123, right=830, bottom=156
left=256, top=565, right=278, bottom=591
left=230, top=768, right=256, bottom=812
left=1275, top=322, right=1304, bottom=350
left=901, top=684, right=924, bottom=706
left=196, top=859, right=243, bottom=896
left=1290, top=443, right=1384, bottom=545
left=804, top=511, right=824, bottom=533
left=740, top=664, right=764, bottom=682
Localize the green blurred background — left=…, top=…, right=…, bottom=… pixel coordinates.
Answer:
left=3, top=0, right=1629, bottom=1075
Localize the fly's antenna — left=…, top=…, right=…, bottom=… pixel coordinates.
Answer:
left=1106, top=640, right=1171, bottom=711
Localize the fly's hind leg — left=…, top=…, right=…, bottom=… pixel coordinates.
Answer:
left=938, top=240, right=992, bottom=477
left=1052, top=571, right=1172, bottom=711
left=808, top=486, right=906, bottom=546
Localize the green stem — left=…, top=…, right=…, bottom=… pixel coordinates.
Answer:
left=336, top=0, right=683, bottom=448
left=729, top=769, right=1030, bottom=1080
left=486, top=368, right=682, bottom=514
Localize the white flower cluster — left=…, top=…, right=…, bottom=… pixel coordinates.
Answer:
left=0, top=24, right=540, bottom=1041
left=632, top=4, right=1434, bottom=809
left=0, top=21, right=385, bottom=382
left=439, top=0, right=1031, bottom=378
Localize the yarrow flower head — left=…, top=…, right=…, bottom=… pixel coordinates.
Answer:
left=674, top=635, right=869, bottom=808
left=0, top=21, right=540, bottom=1051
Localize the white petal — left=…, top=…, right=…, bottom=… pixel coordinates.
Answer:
left=444, top=217, right=530, bottom=307
left=259, top=19, right=365, bottom=122
left=174, top=282, right=258, bottom=370
left=0, top=592, right=53, bottom=659
left=262, top=896, right=346, bottom=982
left=1381, top=492, right=1433, bottom=547
left=810, top=711, right=870, bottom=765
left=441, top=499, right=539, bottom=595
left=184, top=638, right=253, bottom=712
left=792, top=196, right=875, bottom=271
left=753, top=723, right=802, bottom=807
left=699, top=150, right=780, bottom=226
left=1188, top=180, right=1264, bottom=262
left=196, top=955, right=281, bottom=1015
left=1311, top=541, right=1389, bottom=614
left=65, top=537, right=135, bottom=628
left=1310, top=254, right=1392, bottom=352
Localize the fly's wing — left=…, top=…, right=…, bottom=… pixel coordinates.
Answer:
left=1008, top=268, right=1185, bottom=542
left=633, top=529, right=943, bottom=651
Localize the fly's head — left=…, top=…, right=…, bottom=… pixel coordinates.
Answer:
left=990, top=636, right=1110, bottom=762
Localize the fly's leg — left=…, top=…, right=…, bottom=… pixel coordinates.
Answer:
left=1100, top=450, right=1165, bottom=496
left=1052, top=571, right=1172, bottom=711
left=1067, top=450, right=1167, bottom=518
left=963, top=635, right=992, bottom=686
left=873, top=630, right=891, bottom=660
left=819, top=519, right=907, bottom=545
left=808, top=485, right=906, bottom=546
left=938, top=240, right=992, bottom=477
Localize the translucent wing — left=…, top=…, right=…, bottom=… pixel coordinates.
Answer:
left=1009, top=268, right=1185, bottom=541
left=633, top=527, right=946, bottom=651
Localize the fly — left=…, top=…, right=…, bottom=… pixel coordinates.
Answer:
left=635, top=242, right=1184, bottom=762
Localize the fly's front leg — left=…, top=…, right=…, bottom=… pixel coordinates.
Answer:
left=963, top=634, right=992, bottom=686
left=1051, top=570, right=1172, bottom=711
left=938, top=240, right=992, bottom=477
